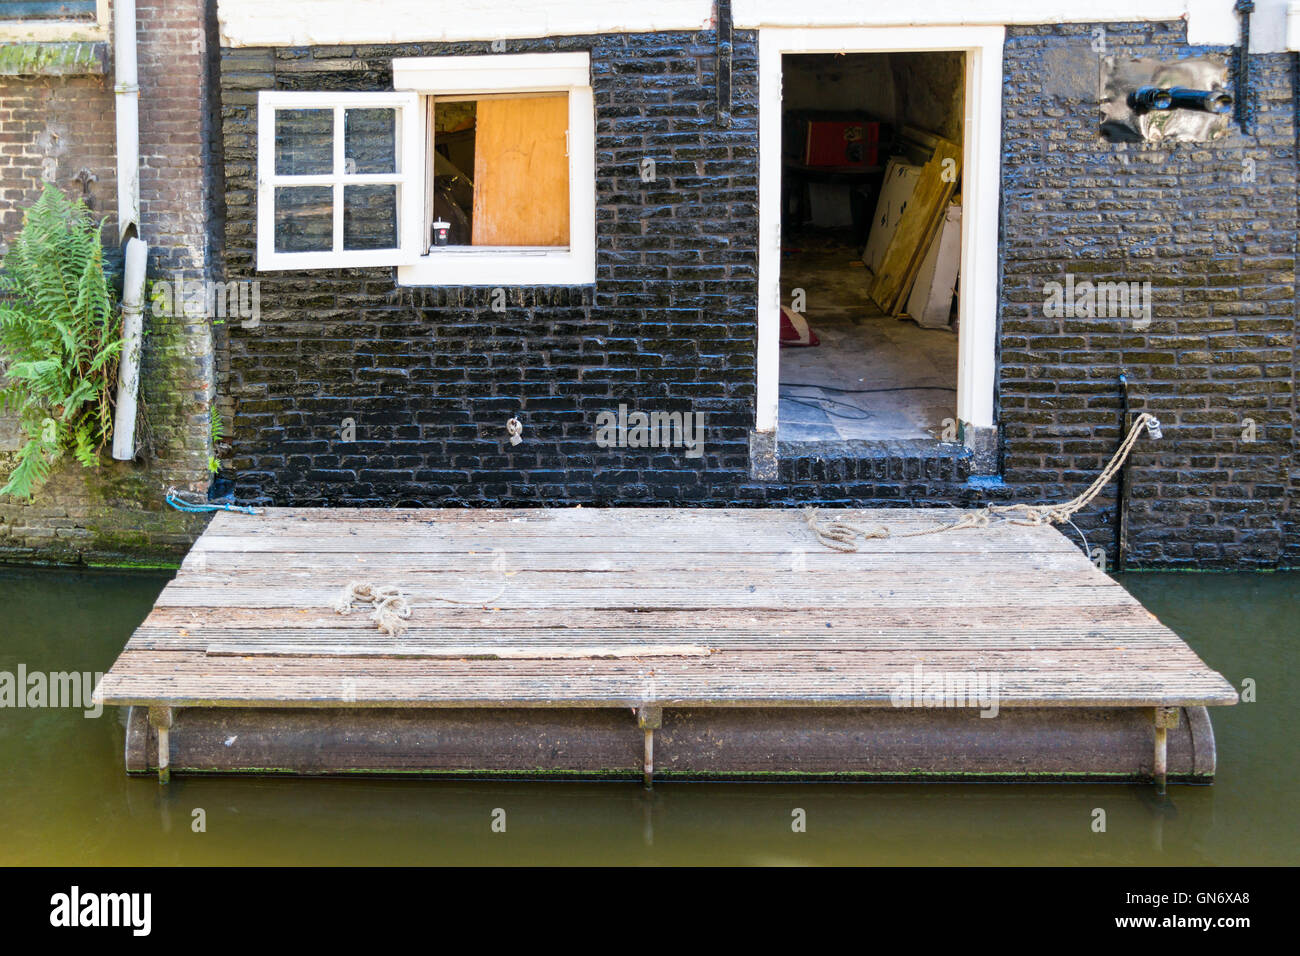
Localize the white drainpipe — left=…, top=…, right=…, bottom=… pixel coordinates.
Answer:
left=112, top=0, right=146, bottom=460
left=113, top=0, right=139, bottom=241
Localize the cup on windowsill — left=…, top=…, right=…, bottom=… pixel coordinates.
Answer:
left=432, top=220, right=451, bottom=247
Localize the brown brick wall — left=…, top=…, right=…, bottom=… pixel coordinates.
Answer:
left=137, top=0, right=209, bottom=274
left=0, top=75, right=117, bottom=249
left=0, top=0, right=216, bottom=566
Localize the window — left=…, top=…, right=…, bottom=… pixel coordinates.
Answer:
left=252, top=53, right=595, bottom=282
left=255, top=54, right=593, bottom=283
left=0, top=0, right=107, bottom=40
left=396, top=52, right=595, bottom=285
left=256, top=91, right=422, bottom=270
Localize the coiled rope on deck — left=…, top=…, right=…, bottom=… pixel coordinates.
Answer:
left=330, top=573, right=511, bottom=636
left=805, top=413, right=1160, bottom=552
left=332, top=581, right=413, bottom=637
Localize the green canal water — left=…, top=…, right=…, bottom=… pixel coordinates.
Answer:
left=0, top=566, right=1295, bottom=866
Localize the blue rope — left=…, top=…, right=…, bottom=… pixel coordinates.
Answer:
left=166, top=487, right=260, bottom=516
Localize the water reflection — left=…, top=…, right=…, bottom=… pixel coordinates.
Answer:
left=0, top=567, right=1293, bottom=865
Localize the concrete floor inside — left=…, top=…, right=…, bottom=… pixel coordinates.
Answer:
left=779, top=231, right=958, bottom=443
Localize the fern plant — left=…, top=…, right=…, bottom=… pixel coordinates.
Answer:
left=208, top=405, right=223, bottom=473
left=0, top=185, right=122, bottom=498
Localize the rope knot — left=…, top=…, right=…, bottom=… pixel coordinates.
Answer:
left=333, top=580, right=412, bottom=637
left=804, top=507, right=890, bottom=553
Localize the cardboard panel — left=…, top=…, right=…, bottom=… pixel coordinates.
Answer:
left=471, top=94, right=570, bottom=246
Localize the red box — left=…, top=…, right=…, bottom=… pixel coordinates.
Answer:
left=803, top=120, right=879, bottom=168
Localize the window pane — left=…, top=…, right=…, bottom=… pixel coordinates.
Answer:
left=343, top=184, right=397, bottom=250
left=0, top=1, right=97, bottom=21
left=275, top=109, right=333, bottom=176
left=345, top=108, right=396, bottom=175
left=274, top=186, right=333, bottom=252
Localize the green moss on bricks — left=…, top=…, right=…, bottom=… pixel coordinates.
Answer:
left=85, top=557, right=182, bottom=571
left=0, top=42, right=107, bottom=77
left=0, top=462, right=208, bottom=566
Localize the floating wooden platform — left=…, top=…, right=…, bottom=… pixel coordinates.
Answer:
left=98, top=508, right=1238, bottom=784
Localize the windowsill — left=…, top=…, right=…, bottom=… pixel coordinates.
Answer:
left=397, top=247, right=595, bottom=286
left=777, top=436, right=970, bottom=462
left=0, top=22, right=106, bottom=44
left=424, top=245, right=572, bottom=255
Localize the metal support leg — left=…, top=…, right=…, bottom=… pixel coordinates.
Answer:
left=1153, top=706, right=1180, bottom=793
left=149, top=705, right=174, bottom=784
left=637, top=705, right=663, bottom=790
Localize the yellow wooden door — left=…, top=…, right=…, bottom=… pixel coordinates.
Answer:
left=471, top=94, right=570, bottom=246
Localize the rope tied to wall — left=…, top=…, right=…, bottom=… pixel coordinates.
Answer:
left=805, top=413, right=1161, bottom=552
left=165, top=487, right=260, bottom=516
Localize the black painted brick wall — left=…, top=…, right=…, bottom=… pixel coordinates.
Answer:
left=1001, top=21, right=1296, bottom=568
left=219, top=22, right=1299, bottom=568
left=222, top=31, right=763, bottom=508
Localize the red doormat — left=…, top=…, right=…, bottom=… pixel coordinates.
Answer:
left=779, top=306, right=819, bottom=347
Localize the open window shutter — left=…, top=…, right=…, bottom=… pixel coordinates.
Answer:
left=257, top=91, right=421, bottom=271
left=471, top=94, right=570, bottom=247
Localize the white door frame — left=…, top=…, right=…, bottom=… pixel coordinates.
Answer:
left=756, top=25, right=1005, bottom=441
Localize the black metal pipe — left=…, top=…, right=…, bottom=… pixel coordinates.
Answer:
left=1128, top=86, right=1173, bottom=112
left=1235, top=0, right=1255, bottom=133
left=716, top=0, right=733, bottom=128
left=1167, top=87, right=1234, bottom=114
left=1115, top=373, right=1130, bottom=573
left=1127, top=86, right=1233, bottom=114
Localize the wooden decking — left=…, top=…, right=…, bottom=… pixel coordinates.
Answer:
left=99, top=507, right=1238, bottom=712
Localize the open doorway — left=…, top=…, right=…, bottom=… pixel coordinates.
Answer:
left=777, top=51, right=964, bottom=444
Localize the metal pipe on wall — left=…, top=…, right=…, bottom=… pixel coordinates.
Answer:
left=114, top=0, right=140, bottom=241
left=1235, top=0, right=1255, bottom=133
left=112, top=0, right=145, bottom=460
left=112, top=237, right=148, bottom=461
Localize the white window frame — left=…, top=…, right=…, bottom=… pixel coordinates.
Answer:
left=0, top=0, right=107, bottom=42
left=392, top=52, right=596, bottom=286
left=756, top=26, right=1004, bottom=438
left=256, top=90, right=422, bottom=271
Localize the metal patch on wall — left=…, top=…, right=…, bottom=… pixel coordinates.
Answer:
left=1099, top=56, right=1231, bottom=144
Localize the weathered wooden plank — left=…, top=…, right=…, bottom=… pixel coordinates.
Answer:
left=209, top=506, right=1014, bottom=525
left=98, top=507, right=1239, bottom=714
left=206, top=642, right=716, bottom=659
left=168, top=568, right=1113, bottom=592
left=128, top=630, right=1187, bottom=655
left=97, top=649, right=1241, bottom=709
left=196, top=506, right=1083, bottom=552
left=199, top=641, right=1211, bottom=665
left=179, top=549, right=1096, bottom=574
left=150, top=584, right=1141, bottom=610
left=187, top=532, right=1079, bottom=555
left=870, top=137, right=961, bottom=313
left=133, top=602, right=1165, bottom=631
left=196, top=512, right=1074, bottom=537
